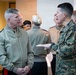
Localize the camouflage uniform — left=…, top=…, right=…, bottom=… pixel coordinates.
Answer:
left=51, top=20, right=76, bottom=75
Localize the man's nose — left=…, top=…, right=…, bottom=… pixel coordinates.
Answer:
left=19, top=16, right=22, bottom=20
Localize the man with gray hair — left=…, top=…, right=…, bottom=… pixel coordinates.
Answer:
left=0, top=8, right=34, bottom=75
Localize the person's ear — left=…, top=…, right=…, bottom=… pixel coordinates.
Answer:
left=63, top=12, right=67, bottom=18
left=7, top=18, right=10, bottom=22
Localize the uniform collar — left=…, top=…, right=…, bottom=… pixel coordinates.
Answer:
left=56, top=25, right=63, bottom=30
left=60, top=20, right=74, bottom=33
left=32, top=25, right=40, bottom=29
left=5, top=25, right=16, bottom=32
left=5, top=25, right=21, bottom=37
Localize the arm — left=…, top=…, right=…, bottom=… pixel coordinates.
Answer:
left=0, top=35, right=17, bottom=73
left=51, top=29, right=75, bottom=58
left=0, top=34, right=29, bottom=75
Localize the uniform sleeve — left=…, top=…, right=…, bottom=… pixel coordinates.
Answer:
left=0, top=35, right=17, bottom=73
left=52, top=30, right=75, bottom=58
left=59, top=30, right=75, bottom=57
left=27, top=37, right=34, bottom=69
left=51, top=43, right=58, bottom=51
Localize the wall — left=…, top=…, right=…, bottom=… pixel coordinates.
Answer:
left=74, top=0, right=76, bottom=10
left=37, top=0, right=73, bottom=30
left=0, top=2, right=9, bottom=30
left=0, top=0, right=74, bottom=30
left=16, top=0, right=37, bottom=22
left=16, top=0, right=74, bottom=30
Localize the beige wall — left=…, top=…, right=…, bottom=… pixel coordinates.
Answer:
left=0, top=2, right=9, bottom=30
left=0, top=2, right=9, bottom=71
left=16, top=0, right=37, bottom=22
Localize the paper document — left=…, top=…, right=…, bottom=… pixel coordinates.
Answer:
left=36, top=43, right=51, bottom=48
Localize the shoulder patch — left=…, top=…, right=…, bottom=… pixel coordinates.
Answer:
left=0, top=28, right=4, bottom=33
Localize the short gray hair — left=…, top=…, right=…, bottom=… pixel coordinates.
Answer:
left=4, top=8, right=19, bottom=20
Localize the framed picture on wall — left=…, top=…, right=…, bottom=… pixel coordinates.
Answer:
left=9, top=2, right=16, bottom=8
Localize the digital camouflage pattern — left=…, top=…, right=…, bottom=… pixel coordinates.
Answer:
left=51, top=20, right=76, bottom=75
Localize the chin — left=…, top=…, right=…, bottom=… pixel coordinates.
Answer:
left=18, top=23, right=22, bottom=26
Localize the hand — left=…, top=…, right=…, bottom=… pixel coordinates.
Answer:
left=46, top=52, right=53, bottom=67
left=21, top=66, right=30, bottom=75
left=36, top=43, right=51, bottom=49
left=16, top=68, right=24, bottom=75
left=46, top=52, right=53, bottom=62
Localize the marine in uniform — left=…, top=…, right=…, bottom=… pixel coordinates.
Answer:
left=27, top=15, right=51, bottom=75
left=51, top=20, right=76, bottom=75
left=50, top=3, right=76, bottom=75
left=0, top=8, right=34, bottom=75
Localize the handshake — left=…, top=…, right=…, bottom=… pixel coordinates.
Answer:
left=36, top=43, right=51, bottom=49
